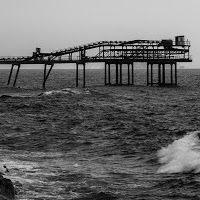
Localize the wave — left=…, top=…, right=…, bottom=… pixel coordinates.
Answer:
left=157, top=131, right=200, bottom=173
left=40, top=88, right=90, bottom=96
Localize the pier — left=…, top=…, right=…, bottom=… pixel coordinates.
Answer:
left=0, top=36, right=191, bottom=89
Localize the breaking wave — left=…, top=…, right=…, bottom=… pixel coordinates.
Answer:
left=157, top=131, right=200, bottom=173
left=41, top=88, right=90, bottom=96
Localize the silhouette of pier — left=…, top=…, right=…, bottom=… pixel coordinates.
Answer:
left=0, top=36, right=191, bottom=89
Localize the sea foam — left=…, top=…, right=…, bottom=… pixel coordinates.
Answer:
left=157, top=131, right=200, bottom=173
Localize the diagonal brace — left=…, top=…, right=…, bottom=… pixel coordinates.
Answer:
left=7, top=63, right=21, bottom=87
left=43, top=64, right=54, bottom=89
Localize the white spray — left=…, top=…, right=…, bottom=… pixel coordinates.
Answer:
left=157, top=131, right=200, bottom=173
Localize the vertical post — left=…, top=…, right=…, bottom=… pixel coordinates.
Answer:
left=147, top=63, right=149, bottom=86
left=131, top=63, right=134, bottom=85
left=108, top=64, right=111, bottom=85
left=120, top=64, right=122, bottom=85
left=158, top=64, right=161, bottom=86
left=128, top=63, right=130, bottom=85
left=7, top=64, right=14, bottom=85
left=151, top=64, right=153, bottom=86
left=175, top=62, right=177, bottom=86
left=43, top=64, right=47, bottom=89
left=105, top=63, right=107, bottom=85
left=116, top=63, right=118, bottom=85
left=76, top=63, right=79, bottom=87
left=13, top=64, right=21, bottom=87
left=83, top=63, right=86, bottom=88
left=171, top=63, right=173, bottom=86
left=103, top=45, right=105, bottom=59
left=162, top=64, right=165, bottom=85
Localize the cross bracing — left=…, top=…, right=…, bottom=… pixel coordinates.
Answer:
left=0, top=39, right=191, bottom=64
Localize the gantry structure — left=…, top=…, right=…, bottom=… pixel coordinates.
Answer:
left=0, top=36, right=191, bottom=88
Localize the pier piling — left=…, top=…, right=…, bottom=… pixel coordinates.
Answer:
left=105, top=63, right=107, bottom=85
left=7, top=64, right=14, bottom=85
left=131, top=63, right=134, bottom=85
left=76, top=63, right=79, bottom=87
left=13, top=64, right=21, bottom=87
left=116, top=64, right=118, bottom=85
left=128, top=64, right=130, bottom=85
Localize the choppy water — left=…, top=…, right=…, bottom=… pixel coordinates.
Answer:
left=0, top=68, right=200, bottom=199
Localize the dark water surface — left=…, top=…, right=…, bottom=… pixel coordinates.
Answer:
left=0, top=68, right=200, bottom=199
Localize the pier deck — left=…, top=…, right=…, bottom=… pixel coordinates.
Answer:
left=0, top=36, right=192, bottom=88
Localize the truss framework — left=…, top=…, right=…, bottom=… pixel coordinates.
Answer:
left=0, top=37, right=192, bottom=88
left=0, top=39, right=191, bottom=64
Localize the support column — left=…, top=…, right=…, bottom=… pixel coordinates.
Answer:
left=171, top=63, right=173, bottom=86
left=7, top=64, right=14, bottom=85
left=175, top=62, right=177, bottom=86
left=105, top=63, right=107, bottom=85
left=116, top=63, right=118, bottom=85
left=120, top=64, right=122, bottom=85
left=128, top=64, right=130, bottom=85
left=13, top=64, right=21, bottom=87
left=83, top=63, right=86, bottom=88
left=131, top=63, right=134, bottom=85
left=151, top=64, right=153, bottom=86
left=43, top=64, right=47, bottom=89
left=76, top=63, right=79, bottom=87
left=108, top=64, right=111, bottom=85
left=162, top=64, right=165, bottom=85
left=158, top=64, right=161, bottom=86
left=147, top=63, right=149, bottom=86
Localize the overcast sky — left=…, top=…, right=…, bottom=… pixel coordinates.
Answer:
left=0, top=0, right=199, bottom=67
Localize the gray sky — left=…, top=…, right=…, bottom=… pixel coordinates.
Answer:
left=0, top=0, right=199, bottom=67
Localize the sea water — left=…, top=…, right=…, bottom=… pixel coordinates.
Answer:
left=0, top=68, right=200, bottom=199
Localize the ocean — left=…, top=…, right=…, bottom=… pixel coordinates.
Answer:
left=0, top=68, right=200, bottom=199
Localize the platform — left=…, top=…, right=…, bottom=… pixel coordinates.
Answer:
left=0, top=36, right=192, bottom=88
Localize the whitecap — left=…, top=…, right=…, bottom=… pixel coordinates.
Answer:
left=157, top=131, right=200, bottom=173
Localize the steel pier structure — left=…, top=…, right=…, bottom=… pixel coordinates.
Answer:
left=0, top=36, right=192, bottom=89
